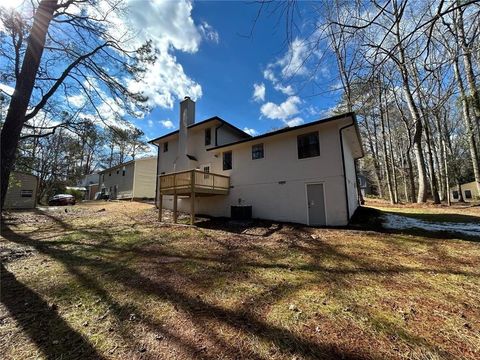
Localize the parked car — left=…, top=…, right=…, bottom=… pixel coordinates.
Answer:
left=48, top=194, right=76, bottom=206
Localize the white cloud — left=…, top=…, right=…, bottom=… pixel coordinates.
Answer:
left=263, top=66, right=295, bottom=95
left=243, top=127, right=258, bottom=136
left=67, top=94, right=86, bottom=107
left=0, top=83, right=14, bottom=96
left=160, top=120, right=175, bottom=129
left=252, top=83, right=266, bottom=102
left=274, top=83, right=294, bottom=96
left=91, top=0, right=206, bottom=109
left=147, top=119, right=154, bottom=128
left=260, top=96, right=301, bottom=121
left=277, top=38, right=309, bottom=78
left=286, top=117, right=304, bottom=127
left=263, top=68, right=277, bottom=83
left=199, top=21, right=219, bottom=43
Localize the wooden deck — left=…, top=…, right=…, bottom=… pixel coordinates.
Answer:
left=157, top=169, right=230, bottom=224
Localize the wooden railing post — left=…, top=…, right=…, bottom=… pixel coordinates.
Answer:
left=158, top=176, right=162, bottom=221
left=173, top=173, right=177, bottom=223
left=190, top=170, right=195, bottom=225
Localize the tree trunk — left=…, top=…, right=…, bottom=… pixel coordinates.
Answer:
left=0, top=0, right=58, bottom=209
left=454, top=6, right=480, bottom=196
left=393, top=2, right=428, bottom=202
left=424, top=119, right=441, bottom=204
left=406, top=151, right=416, bottom=203
left=453, top=57, right=480, bottom=196
left=457, top=181, right=465, bottom=203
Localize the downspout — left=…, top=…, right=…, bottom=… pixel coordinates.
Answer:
left=339, top=119, right=356, bottom=224
left=215, top=122, right=225, bottom=146
left=154, top=144, right=160, bottom=208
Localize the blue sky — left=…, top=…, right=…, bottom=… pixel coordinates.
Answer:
left=0, top=0, right=342, bottom=147
left=133, top=0, right=341, bottom=142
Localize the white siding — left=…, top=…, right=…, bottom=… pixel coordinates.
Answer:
left=100, top=162, right=135, bottom=199
left=341, top=127, right=360, bottom=218
left=132, top=157, right=157, bottom=198
left=4, top=172, right=38, bottom=209
left=159, top=117, right=360, bottom=226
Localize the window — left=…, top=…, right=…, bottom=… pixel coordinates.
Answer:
left=465, top=190, right=472, bottom=199
left=297, top=132, right=320, bottom=159
left=109, top=172, right=111, bottom=177
left=21, top=190, right=33, bottom=198
left=203, top=165, right=210, bottom=179
left=122, top=167, right=126, bottom=176
left=252, top=143, right=264, bottom=160
left=116, top=169, right=119, bottom=174
left=163, top=142, right=168, bottom=152
left=205, top=128, right=211, bottom=146
left=452, top=190, right=459, bottom=199
left=223, top=151, right=232, bottom=170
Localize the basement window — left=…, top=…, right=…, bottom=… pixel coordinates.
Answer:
left=223, top=151, right=232, bottom=170
left=163, top=142, right=168, bottom=152
left=465, top=190, right=472, bottom=199
left=205, top=128, right=211, bottom=146
left=252, top=143, right=264, bottom=160
left=297, top=132, right=320, bottom=159
left=21, top=190, right=33, bottom=197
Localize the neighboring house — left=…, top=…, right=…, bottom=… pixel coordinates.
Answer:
left=77, top=173, right=99, bottom=200
left=451, top=181, right=480, bottom=202
left=99, top=157, right=157, bottom=200
left=149, top=97, right=363, bottom=226
left=4, top=171, right=38, bottom=209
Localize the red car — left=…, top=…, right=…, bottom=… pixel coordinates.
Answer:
left=48, top=194, right=76, bottom=206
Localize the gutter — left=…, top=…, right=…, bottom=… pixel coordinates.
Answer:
left=153, top=142, right=160, bottom=208
left=339, top=120, right=355, bottom=224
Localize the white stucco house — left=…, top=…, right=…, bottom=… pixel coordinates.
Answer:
left=149, top=97, right=363, bottom=226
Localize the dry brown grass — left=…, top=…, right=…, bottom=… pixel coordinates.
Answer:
left=1, top=201, right=479, bottom=359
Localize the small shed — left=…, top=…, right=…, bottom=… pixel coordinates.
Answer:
left=4, top=171, right=38, bottom=209
left=451, top=181, right=480, bottom=202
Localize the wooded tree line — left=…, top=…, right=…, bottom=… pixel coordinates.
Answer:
left=271, top=0, right=480, bottom=203
left=0, top=0, right=154, bottom=208
left=14, top=118, right=150, bottom=202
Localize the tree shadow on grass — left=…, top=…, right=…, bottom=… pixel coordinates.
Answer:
left=2, top=218, right=376, bottom=360
left=2, top=207, right=478, bottom=359
left=1, top=262, right=106, bottom=360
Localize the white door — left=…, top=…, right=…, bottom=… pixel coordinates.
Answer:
left=307, top=184, right=326, bottom=226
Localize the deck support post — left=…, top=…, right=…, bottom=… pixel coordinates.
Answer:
left=173, top=173, right=178, bottom=223
left=173, top=193, right=178, bottom=223
left=158, top=179, right=162, bottom=221
left=190, top=170, right=195, bottom=225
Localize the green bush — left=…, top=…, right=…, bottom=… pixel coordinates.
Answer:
left=65, top=188, right=85, bottom=201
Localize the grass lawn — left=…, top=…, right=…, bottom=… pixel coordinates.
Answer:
left=1, top=201, right=479, bottom=359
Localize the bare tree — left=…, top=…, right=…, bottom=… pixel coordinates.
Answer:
left=0, top=0, right=154, bottom=209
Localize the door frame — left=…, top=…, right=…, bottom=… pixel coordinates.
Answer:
left=305, top=182, right=327, bottom=226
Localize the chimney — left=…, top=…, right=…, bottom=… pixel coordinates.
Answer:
left=180, top=96, right=195, bottom=128
left=176, top=96, right=195, bottom=170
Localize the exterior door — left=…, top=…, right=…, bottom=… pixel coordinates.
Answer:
left=307, top=183, right=326, bottom=226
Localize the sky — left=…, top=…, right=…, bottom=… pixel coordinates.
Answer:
left=0, top=0, right=343, bottom=148
left=124, top=0, right=342, bottom=142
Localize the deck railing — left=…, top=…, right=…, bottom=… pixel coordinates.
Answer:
left=159, top=169, right=229, bottom=194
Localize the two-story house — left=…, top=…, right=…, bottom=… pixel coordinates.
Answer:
left=149, top=97, right=363, bottom=226
left=99, top=156, right=157, bottom=200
